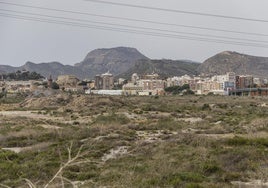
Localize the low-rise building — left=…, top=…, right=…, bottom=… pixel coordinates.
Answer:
left=57, top=75, right=79, bottom=88
left=122, top=73, right=166, bottom=96
left=122, top=83, right=143, bottom=95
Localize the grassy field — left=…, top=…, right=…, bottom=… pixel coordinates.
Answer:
left=0, top=94, right=268, bottom=187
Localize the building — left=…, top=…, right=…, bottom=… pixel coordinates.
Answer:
left=122, top=82, right=143, bottom=95
left=3, top=80, right=36, bottom=93
left=95, top=72, right=114, bottom=90
left=56, top=75, right=80, bottom=91
left=212, top=72, right=235, bottom=83
left=102, top=72, right=114, bottom=90
left=57, top=75, right=79, bottom=87
left=122, top=73, right=166, bottom=96
left=235, top=75, right=253, bottom=89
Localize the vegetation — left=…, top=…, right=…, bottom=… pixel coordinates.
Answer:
left=165, top=84, right=194, bottom=95
left=51, top=82, right=60, bottom=90
left=0, top=70, right=44, bottom=81
left=0, top=94, right=267, bottom=187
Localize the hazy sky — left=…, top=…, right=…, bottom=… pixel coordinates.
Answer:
left=1, top=0, right=268, bottom=66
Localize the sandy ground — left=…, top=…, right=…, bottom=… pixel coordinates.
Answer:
left=2, top=142, right=52, bottom=153
left=231, top=180, right=268, bottom=188
left=0, top=111, right=65, bottom=121
left=102, top=146, right=129, bottom=162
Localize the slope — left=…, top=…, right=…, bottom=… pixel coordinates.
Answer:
left=118, top=59, right=200, bottom=79
left=197, top=51, right=268, bottom=77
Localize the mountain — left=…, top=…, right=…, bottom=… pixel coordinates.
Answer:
left=75, top=47, right=149, bottom=78
left=0, top=65, right=19, bottom=74
left=20, top=62, right=85, bottom=79
left=197, top=51, right=268, bottom=77
left=0, top=47, right=149, bottom=79
left=3, top=48, right=268, bottom=81
left=118, top=59, right=200, bottom=79
left=0, top=62, right=86, bottom=79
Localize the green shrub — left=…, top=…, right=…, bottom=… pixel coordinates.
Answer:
left=201, top=104, right=211, bottom=111
left=227, top=136, right=268, bottom=147
left=94, top=113, right=130, bottom=125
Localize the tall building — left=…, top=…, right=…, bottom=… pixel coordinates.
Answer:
left=95, top=75, right=102, bottom=90
left=235, top=75, right=253, bottom=89
left=94, top=72, right=114, bottom=90
left=102, top=72, right=114, bottom=90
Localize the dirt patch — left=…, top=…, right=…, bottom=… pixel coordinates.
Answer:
left=231, top=180, right=268, bottom=188
left=2, top=142, right=52, bottom=153
left=136, top=130, right=177, bottom=143
left=2, top=147, right=22, bottom=153
left=39, top=124, right=62, bottom=130
left=178, top=117, right=203, bottom=123
left=101, top=146, right=129, bottom=162
left=0, top=110, right=66, bottom=122
left=0, top=111, right=47, bottom=118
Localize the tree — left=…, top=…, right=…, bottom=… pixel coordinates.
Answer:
left=51, top=82, right=60, bottom=90
left=164, top=84, right=194, bottom=95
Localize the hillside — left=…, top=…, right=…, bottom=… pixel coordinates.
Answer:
left=0, top=62, right=86, bottom=79
left=21, top=62, right=86, bottom=79
left=198, top=51, right=268, bottom=77
left=118, top=59, right=200, bottom=79
left=0, top=65, right=19, bottom=74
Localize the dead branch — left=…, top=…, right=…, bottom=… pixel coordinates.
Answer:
left=44, top=144, right=83, bottom=188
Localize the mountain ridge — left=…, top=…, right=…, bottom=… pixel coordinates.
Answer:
left=1, top=48, right=268, bottom=80
left=0, top=47, right=148, bottom=79
left=117, top=59, right=200, bottom=79
left=197, top=51, right=268, bottom=78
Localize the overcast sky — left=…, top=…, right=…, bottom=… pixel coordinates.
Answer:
left=1, top=0, right=268, bottom=66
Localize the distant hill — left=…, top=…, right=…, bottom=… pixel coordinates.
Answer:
left=118, top=59, right=200, bottom=79
left=0, top=47, right=148, bottom=79
left=2, top=49, right=268, bottom=80
left=197, top=51, right=268, bottom=77
left=1, top=70, right=44, bottom=81
left=75, top=47, right=149, bottom=78
left=0, top=62, right=85, bottom=79
left=21, top=62, right=85, bottom=79
left=0, top=65, right=19, bottom=74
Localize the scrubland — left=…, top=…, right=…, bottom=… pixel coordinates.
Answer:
left=0, top=94, right=268, bottom=187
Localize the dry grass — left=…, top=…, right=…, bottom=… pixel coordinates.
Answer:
left=0, top=94, right=268, bottom=187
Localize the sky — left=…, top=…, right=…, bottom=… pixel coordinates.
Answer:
left=1, top=0, right=268, bottom=66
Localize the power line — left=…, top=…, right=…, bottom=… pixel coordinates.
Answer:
left=0, top=1, right=268, bottom=37
left=1, top=12, right=268, bottom=49
left=85, top=0, right=268, bottom=23
left=1, top=8, right=268, bottom=44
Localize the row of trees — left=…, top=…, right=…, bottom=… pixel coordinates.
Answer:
left=0, top=70, right=44, bottom=81
left=164, top=84, right=195, bottom=95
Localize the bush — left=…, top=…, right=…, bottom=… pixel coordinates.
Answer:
left=201, top=104, right=211, bottom=111
left=227, top=136, right=268, bottom=147
left=94, top=113, right=130, bottom=125
left=51, top=82, right=60, bottom=89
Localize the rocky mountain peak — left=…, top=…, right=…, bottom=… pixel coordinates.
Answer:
left=74, top=47, right=149, bottom=78
left=81, top=47, right=148, bottom=63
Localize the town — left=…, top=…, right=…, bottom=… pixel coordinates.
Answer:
left=1, top=70, right=268, bottom=97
